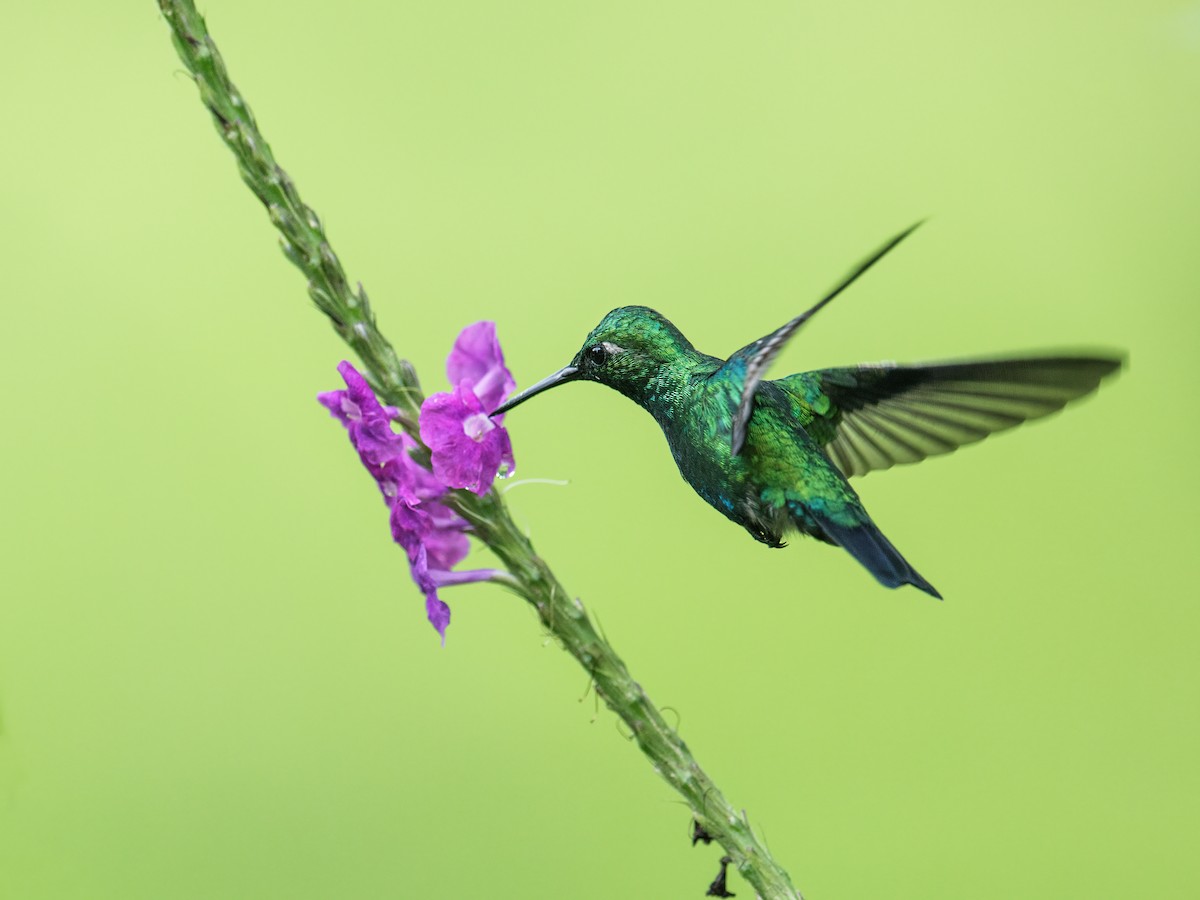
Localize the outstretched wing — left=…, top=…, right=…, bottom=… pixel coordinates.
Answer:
left=778, top=355, right=1123, bottom=478
left=722, top=222, right=924, bottom=456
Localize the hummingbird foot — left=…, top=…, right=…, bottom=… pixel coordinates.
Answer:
left=746, top=524, right=786, bottom=548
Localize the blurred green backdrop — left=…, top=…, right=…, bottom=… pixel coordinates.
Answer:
left=1, top=1, right=1197, bottom=898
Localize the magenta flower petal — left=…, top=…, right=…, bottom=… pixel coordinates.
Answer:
left=410, top=545, right=453, bottom=643
left=392, top=433, right=448, bottom=502
left=446, top=321, right=517, bottom=413
left=318, top=361, right=408, bottom=470
left=411, top=544, right=504, bottom=642
left=420, top=384, right=514, bottom=495
left=422, top=504, right=471, bottom=570
left=388, top=494, right=430, bottom=558
left=425, top=592, right=451, bottom=642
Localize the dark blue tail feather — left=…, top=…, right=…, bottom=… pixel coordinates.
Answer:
left=816, top=516, right=943, bottom=599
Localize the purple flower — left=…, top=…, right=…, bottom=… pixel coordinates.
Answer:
left=410, top=543, right=506, bottom=643
left=320, top=360, right=501, bottom=642
left=318, top=361, right=408, bottom=478
left=446, top=320, right=517, bottom=412
left=419, top=322, right=516, bottom=495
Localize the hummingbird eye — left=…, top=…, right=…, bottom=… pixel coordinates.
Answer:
left=587, top=344, right=608, bottom=366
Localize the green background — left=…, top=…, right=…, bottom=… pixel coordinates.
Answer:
left=1, top=2, right=1196, bottom=897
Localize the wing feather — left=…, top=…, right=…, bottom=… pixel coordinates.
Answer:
left=720, top=222, right=924, bottom=455
left=779, top=356, right=1123, bottom=477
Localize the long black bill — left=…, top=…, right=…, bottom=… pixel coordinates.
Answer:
left=491, top=365, right=580, bottom=416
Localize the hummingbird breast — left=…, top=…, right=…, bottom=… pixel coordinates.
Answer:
left=644, top=367, right=793, bottom=546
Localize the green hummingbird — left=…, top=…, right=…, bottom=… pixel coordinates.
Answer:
left=492, top=224, right=1122, bottom=598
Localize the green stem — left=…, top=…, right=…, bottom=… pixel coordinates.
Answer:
left=157, top=2, right=803, bottom=897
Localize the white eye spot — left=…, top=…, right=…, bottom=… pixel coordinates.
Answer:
left=463, top=412, right=494, bottom=442
left=600, top=341, right=626, bottom=355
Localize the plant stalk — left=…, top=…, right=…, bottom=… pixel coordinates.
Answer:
left=157, top=3, right=803, bottom=896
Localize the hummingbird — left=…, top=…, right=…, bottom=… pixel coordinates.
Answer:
left=492, top=224, right=1122, bottom=598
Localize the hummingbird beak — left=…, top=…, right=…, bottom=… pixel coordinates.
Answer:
left=490, top=365, right=580, bottom=416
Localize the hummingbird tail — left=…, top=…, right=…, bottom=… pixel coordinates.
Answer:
left=815, top=516, right=943, bottom=600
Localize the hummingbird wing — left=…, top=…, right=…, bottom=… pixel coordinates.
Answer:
left=722, top=222, right=923, bottom=456
left=779, top=356, right=1122, bottom=477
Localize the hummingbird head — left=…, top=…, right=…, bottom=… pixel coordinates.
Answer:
left=491, top=306, right=695, bottom=415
